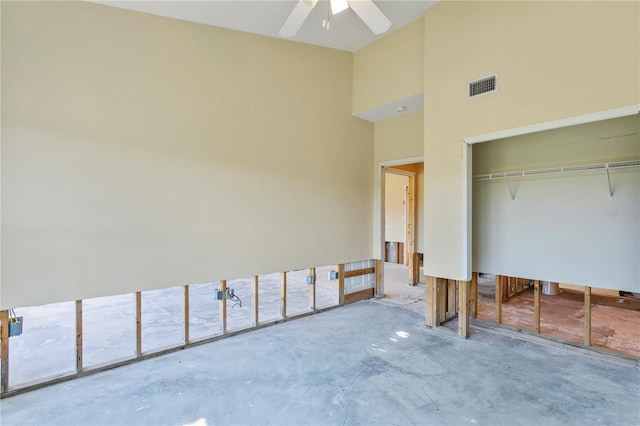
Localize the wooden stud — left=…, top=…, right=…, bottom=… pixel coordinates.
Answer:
left=344, top=267, right=375, bottom=278
left=471, top=272, right=478, bottom=319
left=447, top=279, right=457, bottom=318
left=344, top=288, right=375, bottom=304
left=495, top=275, right=503, bottom=324
left=1, top=310, right=9, bottom=394
left=75, top=300, right=83, bottom=372
left=534, top=280, right=541, bottom=334
left=425, top=276, right=437, bottom=327
left=135, top=292, right=142, bottom=357
left=374, top=259, right=384, bottom=298
left=584, top=286, right=591, bottom=346
left=220, top=280, right=227, bottom=334
left=183, top=285, right=190, bottom=345
left=337, top=264, right=345, bottom=305
left=252, top=276, right=259, bottom=326
left=458, top=280, right=470, bottom=338
left=437, top=278, right=447, bottom=324
left=412, top=253, right=421, bottom=285
left=308, top=268, right=316, bottom=312
left=280, top=272, right=287, bottom=319
left=406, top=175, right=415, bottom=282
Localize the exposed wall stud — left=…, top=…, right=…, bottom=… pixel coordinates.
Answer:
left=458, top=280, right=470, bottom=338
left=183, top=285, right=190, bottom=345
left=337, top=264, right=345, bottom=305
left=534, top=280, right=541, bottom=334
left=220, top=280, right=228, bottom=334
left=447, top=279, right=457, bottom=318
left=495, top=275, right=503, bottom=324
left=308, top=268, right=316, bottom=311
left=1, top=310, right=10, bottom=394
left=425, top=276, right=437, bottom=327
left=375, top=259, right=384, bottom=298
left=252, top=276, right=259, bottom=326
left=584, top=286, right=592, bottom=346
left=471, top=272, right=478, bottom=319
left=437, top=278, right=447, bottom=324
left=280, top=273, right=287, bottom=319
left=135, top=292, right=142, bottom=357
left=406, top=175, right=415, bottom=284
left=412, top=253, right=422, bottom=285
left=75, top=300, right=83, bottom=372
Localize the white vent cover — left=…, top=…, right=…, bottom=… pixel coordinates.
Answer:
left=468, top=74, right=498, bottom=98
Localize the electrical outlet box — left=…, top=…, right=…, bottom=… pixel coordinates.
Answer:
left=214, top=289, right=224, bottom=300
left=306, top=275, right=315, bottom=285
left=9, top=317, right=23, bottom=337
left=329, top=271, right=339, bottom=281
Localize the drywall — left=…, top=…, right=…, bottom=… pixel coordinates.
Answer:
left=384, top=173, right=408, bottom=243
left=1, top=1, right=373, bottom=309
left=424, top=1, right=640, bottom=281
left=473, top=116, right=639, bottom=291
left=353, top=16, right=424, bottom=115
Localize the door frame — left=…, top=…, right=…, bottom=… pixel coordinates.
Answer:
left=377, top=156, right=424, bottom=297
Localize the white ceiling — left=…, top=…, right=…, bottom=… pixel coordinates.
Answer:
left=91, top=0, right=436, bottom=52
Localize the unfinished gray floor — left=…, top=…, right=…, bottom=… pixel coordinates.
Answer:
left=1, top=300, right=639, bottom=426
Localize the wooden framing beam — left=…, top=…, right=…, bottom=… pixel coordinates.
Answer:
left=135, top=292, right=142, bottom=357
left=534, top=280, right=541, bottom=334
left=425, top=276, right=437, bottom=327
left=470, top=272, right=478, bottom=319
left=337, top=264, right=345, bottom=305
left=406, top=174, right=415, bottom=283
left=495, top=275, right=503, bottom=324
left=75, top=300, right=83, bottom=372
left=1, top=310, right=9, bottom=394
left=458, top=280, right=470, bottom=338
left=183, top=285, right=190, bottom=345
left=437, top=278, right=447, bottom=324
left=374, top=259, right=384, bottom=298
left=411, top=253, right=421, bottom=285
left=584, top=286, right=591, bottom=346
left=447, top=279, right=457, bottom=318
left=344, top=288, right=375, bottom=304
left=308, top=268, right=316, bottom=311
left=252, top=276, right=259, bottom=326
left=280, top=273, right=287, bottom=319
left=220, top=280, right=228, bottom=334
left=344, top=267, right=375, bottom=278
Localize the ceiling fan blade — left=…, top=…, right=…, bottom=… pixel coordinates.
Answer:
left=279, top=0, right=318, bottom=38
left=348, top=0, right=391, bottom=35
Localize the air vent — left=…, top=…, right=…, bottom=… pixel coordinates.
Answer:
left=468, top=74, right=497, bottom=98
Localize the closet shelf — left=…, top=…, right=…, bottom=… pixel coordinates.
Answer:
left=473, top=159, right=640, bottom=182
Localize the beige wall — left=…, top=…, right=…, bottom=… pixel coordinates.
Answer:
left=1, top=1, right=373, bottom=309
left=474, top=116, right=639, bottom=292
left=353, top=16, right=424, bottom=115
left=424, top=1, right=640, bottom=281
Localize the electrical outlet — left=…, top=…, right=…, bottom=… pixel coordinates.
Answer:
left=329, top=271, right=339, bottom=281
left=306, top=275, right=315, bottom=285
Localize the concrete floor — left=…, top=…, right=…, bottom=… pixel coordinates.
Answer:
left=2, top=299, right=639, bottom=425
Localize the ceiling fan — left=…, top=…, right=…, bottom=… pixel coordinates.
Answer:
left=279, top=0, right=392, bottom=38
